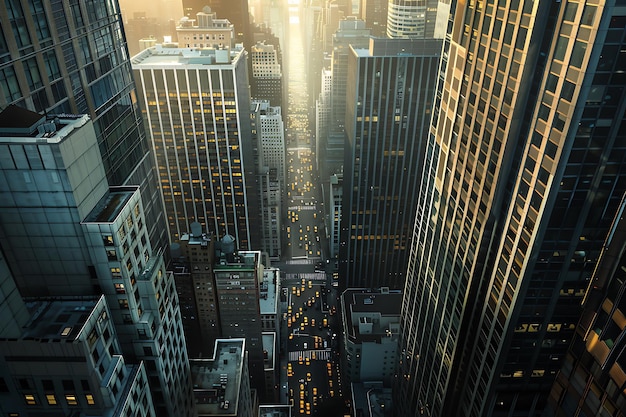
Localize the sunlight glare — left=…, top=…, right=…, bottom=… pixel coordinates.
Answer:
left=289, top=15, right=300, bottom=24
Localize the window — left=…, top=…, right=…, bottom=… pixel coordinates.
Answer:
left=0, top=65, right=22, bottom=102
left=85, top=394, right=95, bottom=405
left=24, top=394, right=37, bottom=405
left=65, top=394, right=78, bottom=405
left=46, top=394, right=57, bottom=405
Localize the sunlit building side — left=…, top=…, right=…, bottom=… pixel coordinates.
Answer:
left=397, top=0, right=626, bottom=415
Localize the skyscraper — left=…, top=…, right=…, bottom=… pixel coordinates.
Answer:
left=133, top=44, right=260, bottom=249
left=397, top=0, right=626, bottom=415
left=0, top=0, right=168, bottom=257
left=250, top=42, right=283, bottom=107
left=548, top=193, right=626, bottom=415
left=322, top=17, right=370, bottom=180
left=386, top=0, right=450, bottom=39
left=340, top=37, right=441, bottom=289
left=0, top=109, right=196, bottom=416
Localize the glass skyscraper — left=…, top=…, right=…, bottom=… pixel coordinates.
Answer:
left=340, top=38, right=442, bottom=289
left=397, top=0, right=626, bottom=415
left=0, top=0, right=167, bottom=256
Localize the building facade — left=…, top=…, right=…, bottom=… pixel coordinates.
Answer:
left=133, top=44, right=260, bottom=248
left=176, top=6, right=235, bottom=52
left=182, top=0, right=251, bottom=47
left=397, top=0, right=626, bottom=416
left=340, top=38, right=442, bottom=289
left=548, top=193, right=626, bottom=416
left=250, top=42, right=283, bottom=107
left=82, top=187, right=196, bottom=417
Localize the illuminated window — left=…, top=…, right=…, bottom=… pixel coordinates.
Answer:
left=46, top=394, right=57, bottom=405
left=65, top=394, right=78, bottom=405
left=24, top=394, right=37, bottom=405
left=85, top=394, right=95, bottom=405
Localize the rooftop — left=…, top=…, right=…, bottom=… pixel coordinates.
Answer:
left=0, top=105, right=90, bottom=143
left=262, top=332, right=276, bottom=370
left=191, top=339, right=245, bottom=415
left=131, top=43, right=244, bottom=67
left=342, top=288, right=402, bottom=343
left=18, top=297, right=100, bottom=343
left=259, top=405, right=291, bottom=417
left=347, top=290, right=402, bottom=315
left=259, top=268, right=279, bottom=314
left=352, top=37, right=443, bottom=58
left=82, top=186, right=139, bottom=223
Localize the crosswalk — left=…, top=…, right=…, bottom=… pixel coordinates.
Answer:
left=286, top=259, right=317, bottom=265
left=285, top=272, right=326, bottom=280
left=289, top=349, right=331, bottom=362
left=288, top=205, right=317, bottom=211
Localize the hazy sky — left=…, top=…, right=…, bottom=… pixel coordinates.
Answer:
left=118, top=0, right=183, bottom=22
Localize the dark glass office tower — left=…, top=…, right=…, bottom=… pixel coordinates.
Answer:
left=397, top=0, right=626, bottom=416
left=548, top=193, right=626, bottom=416
left=0, top=0, right=167, bottom=257
left=340, top=38, right=441, bottom=289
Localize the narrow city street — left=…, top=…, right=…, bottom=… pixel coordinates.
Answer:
left=275, top=1, right=346, bottom=416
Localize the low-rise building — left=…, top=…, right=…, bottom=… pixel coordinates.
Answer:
left=0, top=296, right=155, bottom=417
left=191, top=339, right=255, bottom=417
left=340, top=288, right=401, bottom=386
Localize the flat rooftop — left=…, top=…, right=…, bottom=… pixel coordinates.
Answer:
left=191, top=339, right=244, bottom=415
left=262, top=332, right=276, bottom=370
left=346, top=290, right=402, bottom=315
left=0, top=105, right=90, bottom=143
left=131, top=44, right=244, bottom=67
left=82, top=187, right=138, bottom=223
left=259, top=268, right=279, bottom=314
left=352, top=37, right=443, bottom=58
left=19, top=298, right=100, bottom=343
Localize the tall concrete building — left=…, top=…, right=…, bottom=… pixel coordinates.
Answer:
left=251, top=100, right=286, bottom=183
left=0, top=0, right=167, bottom=258
left=0, top=110, right=196, bottom=416
left=339, top=38, right=441, bottom=289
left=133, top=44, right=260, bottom=249
left=250, top=42, right=283, bottom=107
left=213, top=247, right=269, bottom=401
left=386, top=0, right=450, bottom=39
left=329, top=172, right=344, bottom=259
left=0, top=293, right=158, bottom=417
left=397, top=0, right=626, bottom=415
